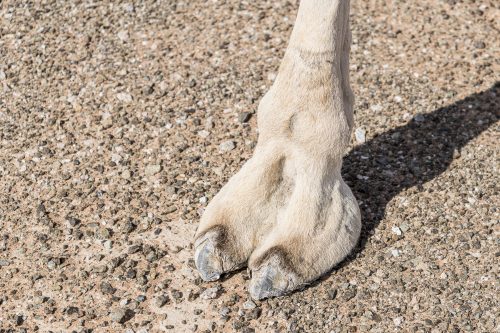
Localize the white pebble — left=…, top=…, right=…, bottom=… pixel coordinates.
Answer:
left=391, top=249, right=400, bottom=257
left=116, top=92, right=133, bottom=103
left=393, top=317, right=404, bottom=326
left=355, top=127, right=366, bottom=144
left=200, top=286, right=220, bottom=300
left=145, top=164, right=161, bottom=176
left=399, top=222, right=410, bottom=233
left=391, top=226, right=402, bottom=236
left=198, top=130, right=210, bottom=138
left=123, top=4, right=135, bottom=12
left=205, top=116, right=214, bottom=129
left=117, top=30, right=129, bottom=41
left=121, top=170, right=131, bottom=179
left=243, top=300, right=257, bottom=310
left=219, top=140, right=235, bottom=152
left=111, top=154, right=122, bottom=164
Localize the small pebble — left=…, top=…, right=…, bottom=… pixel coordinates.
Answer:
left=121, top=170, right=131, bottom=179
left=399, top=222, right=410, bottom=233
left=394, top=317, right=404, bottom=326
left=66, top=216, right=80, bottom=227
left=474, top=41, right=486, bottom=49
left=155, top=295, right=169, bottom=308
left=219, top=140, right=236, bottom=152
left=198, top=130, right=210, bottom=138
left=145, top=164, right=161, bottom=176
left=220, top=306, right=230, bottom=317
left=110, top=308, right=132, bottom=323
left=243, top=300, right=257, bottom=310
left=128, top=244, right=142, bottom=254
left=47, top=260, right=56, bottom=270
left=238, top=112, right=252, bottom=123
left=100, top=282, right=117, bottom=295
left=116, top=92, right=133, bottom=103
left=200, top=286, right=221, bottom=300
left=391, top=226, right=402, bottom=236
left=326, top=289, right=337, bottom=300
left=117, top=30, right=129, bottom=41
left=414, top=113, right=425, bottom=122
left=143, top=84, right=154, bottom=95
left=355, top=127, right=366, bottom=143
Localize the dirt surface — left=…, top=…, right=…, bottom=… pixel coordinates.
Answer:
left=0, top=0, right=499, bottom=332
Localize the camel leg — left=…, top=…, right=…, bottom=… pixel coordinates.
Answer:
left=195, top=0, right=360, bottom=300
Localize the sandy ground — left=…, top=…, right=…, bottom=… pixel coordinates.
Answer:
left=0, top=0, right=499, bottom=332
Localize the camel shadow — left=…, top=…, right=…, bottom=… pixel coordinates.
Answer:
left=221, top=84, right=498, bottom=293
left=337, top=82, right=499, bottom=269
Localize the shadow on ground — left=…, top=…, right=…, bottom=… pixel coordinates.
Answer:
left=339, top=82, right=499, bottom=266
left=222, top=83, right=499, bottom=291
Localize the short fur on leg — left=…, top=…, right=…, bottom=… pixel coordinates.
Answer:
left=195, top=0, right=360, bottom=297
left=247, top=0, right=361, bottom=299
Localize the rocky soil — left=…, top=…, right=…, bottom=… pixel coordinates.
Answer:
left=0, top=0, right=498, bottom=332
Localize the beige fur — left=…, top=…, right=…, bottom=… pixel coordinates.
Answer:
left=194, top=0, right=360, bottom=299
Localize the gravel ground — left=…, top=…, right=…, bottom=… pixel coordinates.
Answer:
left=0, top=0, right=499, bottom=332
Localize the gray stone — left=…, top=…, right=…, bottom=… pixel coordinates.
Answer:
left=104, top=240, right=113, bottom=249
left=165, top=206, right=177, bottom=214
left=66, top=216, right=80, bottom=227
left=128, top=244, right=142, bottom=254
left=474, top=41, right=486, bottom=49
left=326, top=288, right=337, bottom=300
left=243, top=300, right=257, bottom=310
left=238, top=112, right=252, bottom=123
left=143, top=84, right=154, bottom=95
left=399, top=222, right=410, bottom=233
left=343, top=288, right=357, bottom=301
left=97, top=227, right=111, bottom=239
left=414, top=113, right=425, bottom=122
left=47, top=260, right=56, bottom=270
left=200, top=286, right=220, bottom=300
left=110, top=308, right=133, bottom=323
left=100, top=282, right=117, bottom=295
left=219, top=140, right=236, bottom=152
left=220, top=306, right=230, bottom=318
left=155, top=295, right=169, bottom=308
